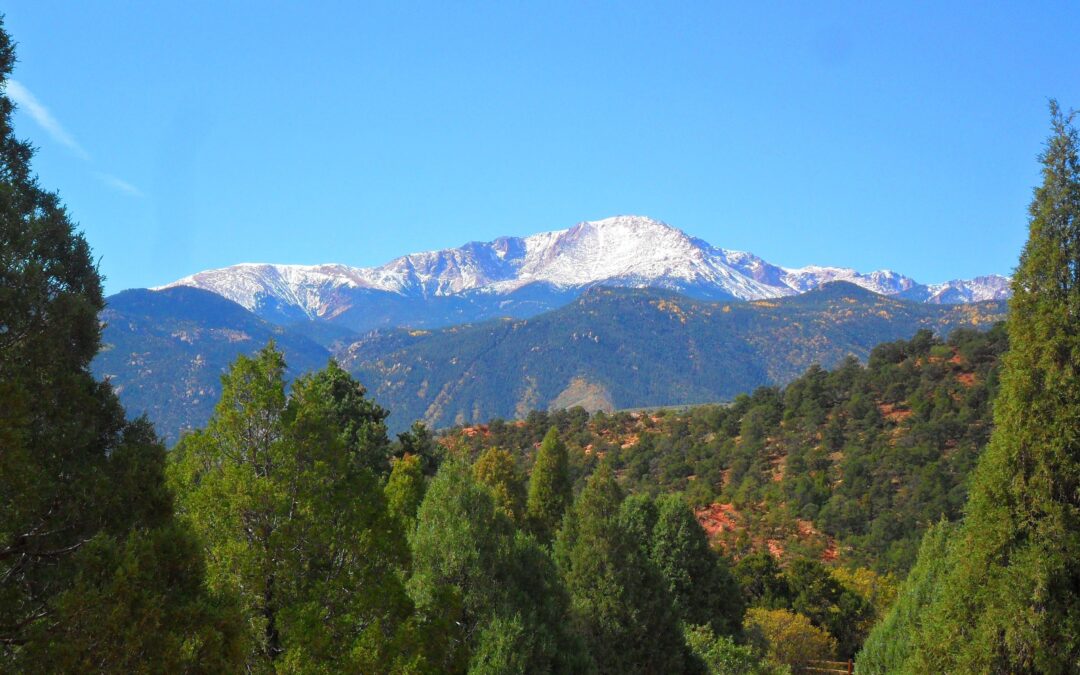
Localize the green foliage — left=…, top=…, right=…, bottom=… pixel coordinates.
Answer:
left=901, top=102, right=1080, bottom=673
left=856, top=521, right=955, bottom=674
left=303, top=359, right=393, bottom=475
left=386, top=454, right=427, bottom=533
left=744, top=607, right=836, bottom=671
left=19, top=526, right=247, bottom=672
left=685, top=624, right=781, bottom=675
left=734, top=553, right=792, bottom=609
left=733, top=553, right=872, bottom=659
left=408, top=462, right=590, bottom=673
left=473, top=447, right=527, bottom=523
left=168, top=344, right=416, bottom=670
left=785, top=559, right=872, bottom=659
left=555, top=465, right=689, bottom=674
left=830, top=567, right=897, bottom=626
left=648, top=494, right=745, bottom=637
left=0, top=17, right=242, bottom=669
left=395, top=421, right=444, bottom=476
left=450, top=322, right=1007, bottom=577
left=526, top=427, right=573, bottom=543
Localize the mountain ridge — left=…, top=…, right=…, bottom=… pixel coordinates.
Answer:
left=341, top=281, right=1007, bottom=430
left=94, top=281, right=1006, bottom=442
left=156, top=215, right=1011, bottom=331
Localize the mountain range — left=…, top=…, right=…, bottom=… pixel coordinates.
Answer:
left=92, top=215, right=1012, bottom=441
left=94, top=282, right=1006, bottom=442
left=339, top=283, right=1005, bottom=430
left=156, top=215, right=1011, bottom=332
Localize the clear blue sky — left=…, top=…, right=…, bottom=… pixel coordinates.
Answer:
left=5, top=2, right=1078, bottom=294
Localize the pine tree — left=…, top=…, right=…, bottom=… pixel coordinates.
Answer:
left=0, top=17, right=242, bottom=669
left=526, top=427, right=573, bottom=543
left=907, top=102, right=1080, bottom=672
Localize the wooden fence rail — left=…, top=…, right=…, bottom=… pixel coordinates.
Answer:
left=801, top=659, right=853, bottom=674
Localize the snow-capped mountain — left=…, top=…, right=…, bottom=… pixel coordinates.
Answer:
left=920, top=275, right=1013, bottom=304
left=157, top=215, right=1011, bottom=329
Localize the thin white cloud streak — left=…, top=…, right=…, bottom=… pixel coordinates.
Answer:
left=95, top=172, right=143, bottom=197
left=6, top=79, right=143, bottom=198
left=6, top=79, right=90, bottom=160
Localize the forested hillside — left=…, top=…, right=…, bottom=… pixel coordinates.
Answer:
left=345, top=282, right=1002, bottom=430
left=442, top=324, right=1007, bottom=575
left=95, top=287, right=331, bottom=443
left=94, top=279, right=1004, bottom=442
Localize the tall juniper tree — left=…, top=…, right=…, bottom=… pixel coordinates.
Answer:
left=526, top=427, right=573, bottom=544
left=555, top=465, right=689, bottom=674
left=879, top=102, right=1080, bottom=674
left=0, top=16, right=243, bottom=669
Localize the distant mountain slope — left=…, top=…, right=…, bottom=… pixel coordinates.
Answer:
left=94, top=283, right=1005, bottom=442
left=340, top=282, right=1007, bottom=431
left=93, top=287, right=331, bottom=443
left=156, top=215, right=1011, bottom=332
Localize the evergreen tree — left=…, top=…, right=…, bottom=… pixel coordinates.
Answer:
left=733, top=553, right=791, bottom=609
left=856, top=521, right=956, bottom=674
left=169, top=345, right=417, bottom=670
left=618, top=493, right=659, bottom=556
left=305, top=359, right=393, bottom=476
left=395, top=421, right=444, bottom=476
left=554, top=465, right=689, bottom=674
left=18, top=524, right=247, bottom=671
left=473, top=447, right=527, bottom=523
left=526, top=427, right=573, bottom=543
left=785, top=559, right=872, bottom=659
left=649, top=494, right=745, bottom=638
left=618, top=493, right=744, bottom=638
left=907, top=102, right=1080, bottom=672
left=0, top=18, right=242, bottom=669
left=408, top=462, right=590, bottom=673
left=386, top=453, right=427, bottom=533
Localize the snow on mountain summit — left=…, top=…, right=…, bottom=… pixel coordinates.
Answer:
left=780, top=266, right=919, bottom=296
left=156, top=216, right=1010, bottom=320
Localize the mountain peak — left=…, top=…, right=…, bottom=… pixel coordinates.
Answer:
left=573, top=214, right=678, bottom=234
left=156, top=216, right=1011, bottom=327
